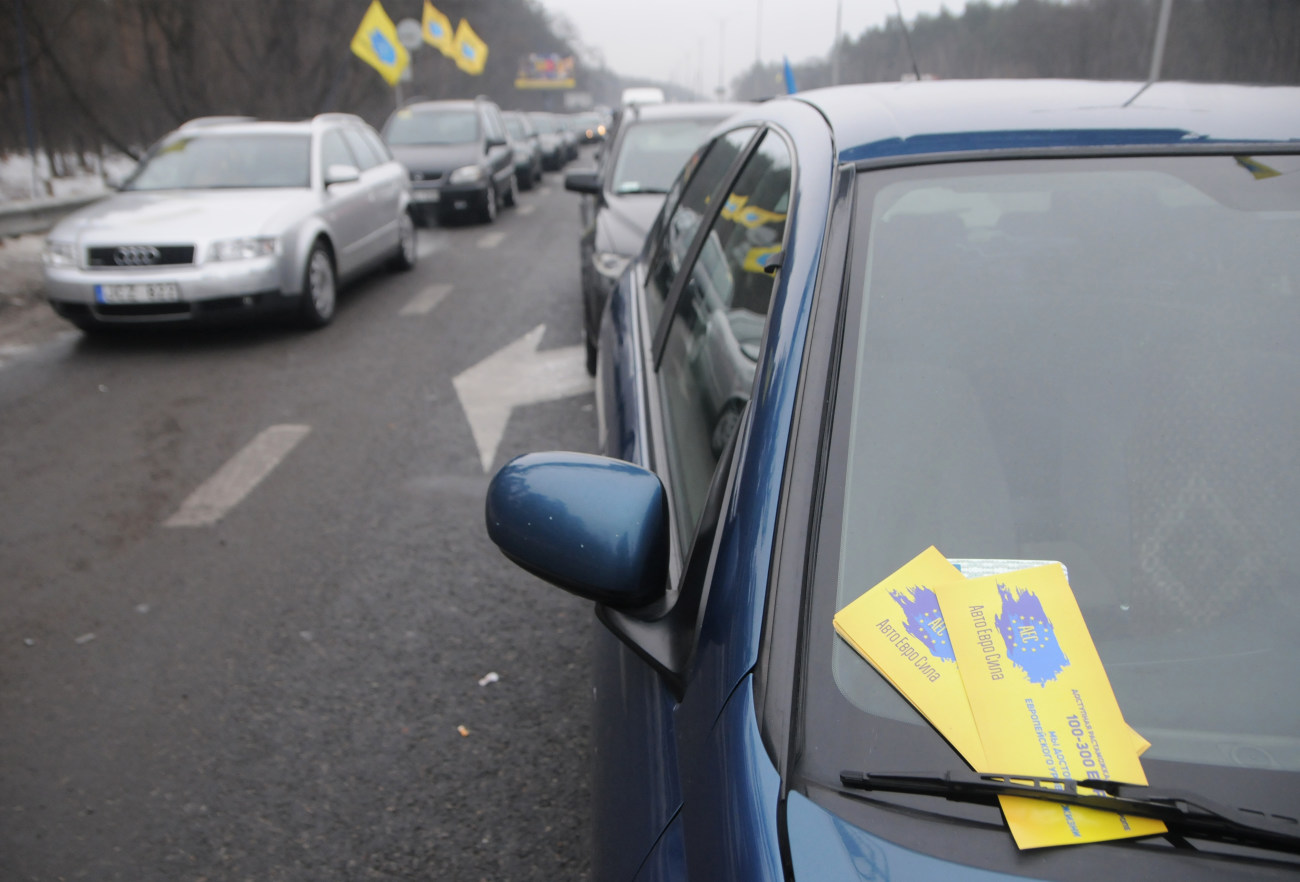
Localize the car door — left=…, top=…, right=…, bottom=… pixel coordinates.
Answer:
left=481, top=104, right=513, bottom=194
left=340, top=124, right=397, bottom=266
left=318, top=126, right=372, bottom=277
left=592, top=124, right=796, bottom=880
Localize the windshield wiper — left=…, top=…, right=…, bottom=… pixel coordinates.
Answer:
left=839, top=769, right=1300, bottom=855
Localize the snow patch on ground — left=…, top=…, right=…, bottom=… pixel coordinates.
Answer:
left=0, top=150, right=136, bottom=204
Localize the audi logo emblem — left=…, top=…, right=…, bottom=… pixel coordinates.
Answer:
left=113, top=245, right=162, bottom=266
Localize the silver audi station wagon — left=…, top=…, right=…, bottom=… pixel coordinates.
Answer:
left=42, top=113, right=416, bottom=331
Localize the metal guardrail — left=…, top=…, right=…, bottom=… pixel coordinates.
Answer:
left=0, top=193, right=104, bottom=238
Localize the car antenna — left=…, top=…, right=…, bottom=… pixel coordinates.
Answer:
left=1124, top=0, right=1174, bottom=107
left=893, top=0, right=922, bottom=82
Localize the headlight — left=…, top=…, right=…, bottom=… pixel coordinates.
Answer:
left=208, top=237, right=279, bottom=262
left=448, top=165, right=485, bottom=185
left=592, top=251, right=631, bottom=281
left=42, top=240, right=77, bottom=268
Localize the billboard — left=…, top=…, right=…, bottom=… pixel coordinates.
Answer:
left=515, top=53, right=576, bottom=90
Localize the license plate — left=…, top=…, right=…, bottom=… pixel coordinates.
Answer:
left=95, top=282, right=181, bottom=304
left=413, top=189, right=440, bottom=203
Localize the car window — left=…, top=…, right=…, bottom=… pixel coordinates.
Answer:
left=356, top=124, right=393, bottom=164
left=655, top=131, right=792, bottom=541
left=124, top=132, right=311, bottom=190
left=504, top=116, right=525, bottom=140
left=609, top=118, right=724, bottom=196
left=385, top=109, right=479, bottom=145
left=644, top=127, right=756, bottom=332
left=340, top=126, right=382, bottom=170
left=320, top=129, right=356, bottom=172
left=481, top=105, right=506, bottom=143
left=797, top=153, right=1300, bottom=805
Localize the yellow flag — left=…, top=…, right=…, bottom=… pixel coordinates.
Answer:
left=422, top=1, right=455, bottom=58
left=453, top=19, right=488, bottom=76
left=350, top=0, right=408, bottom=87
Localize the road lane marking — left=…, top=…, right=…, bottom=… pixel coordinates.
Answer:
left=536, top=186, right=551, bottom=196
left=477, top=231, right=506, bottom=249
left=164, top=424, right=311, bottom=527
left=452, top=324, right=593, bottom=472
left=400, top=282, right=453, bottom=316
left=518, top=204, right=536, bottom=216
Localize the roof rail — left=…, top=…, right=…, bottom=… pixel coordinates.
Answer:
left=178, top=115, right=257, bottom=130
left=313, top=112, right=364, bottom=125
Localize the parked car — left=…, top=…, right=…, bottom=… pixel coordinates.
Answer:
left=572, top=110, right=609, bottom=143
left=502, top=110, right=544, bottom=190
left=486, top=80, right=1300, bottom=880
left=527, top=112, right=569, bottom=171
left=42, top=113, right=415, bottom=331
left=384, top=96, right=516, bottom=225
left=564, top=102, right=747, bottom=373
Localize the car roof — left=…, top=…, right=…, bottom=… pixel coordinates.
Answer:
left=401, top=99, right=484, bottom=113
left=789, top=79, right=1300, bottom=162
left=621, top=101, right=751, bottom=124
left=173, top=114, right=369, bottom=138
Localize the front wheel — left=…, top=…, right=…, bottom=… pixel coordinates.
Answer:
left=298, top=241, right=336, bottom=328
left=479, top=183, right=498, bottom=224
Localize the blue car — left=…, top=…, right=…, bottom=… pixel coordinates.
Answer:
left=487, top=80, right=1300, bottom=879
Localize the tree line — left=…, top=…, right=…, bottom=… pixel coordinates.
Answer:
left=733, top=0, right=1299, bottom=99
left=1, top=0, right=622, bottom=165
left=3, top=0, right=1297, bottom=176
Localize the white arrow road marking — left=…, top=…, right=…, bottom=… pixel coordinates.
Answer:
left=400, top=282, right=453, bottom=316
left=518, top=204, right=536, bottom=217
left=164, top=424, right=311, bottom=527
left=452, top=324, right=593, bottom=473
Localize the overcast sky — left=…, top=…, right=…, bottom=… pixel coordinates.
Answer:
left=537, top=0, right=971, bottom=92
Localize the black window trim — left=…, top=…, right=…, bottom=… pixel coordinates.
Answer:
left=650, top=125, right=767, bottom=370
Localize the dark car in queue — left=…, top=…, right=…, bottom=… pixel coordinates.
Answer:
left=527, top=112, right=569, bottom=171
left=383, top=96, right=516, bottom=225
left=42, top=113, right=415, bottom=331
left=564, top=102, right=747, bottom=374
left=486, top=80, right=1300, bottom=880
left=503, top=111, right=544, bottom=190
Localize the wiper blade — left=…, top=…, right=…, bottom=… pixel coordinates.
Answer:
left=839, top=770, right=1300, bottom=855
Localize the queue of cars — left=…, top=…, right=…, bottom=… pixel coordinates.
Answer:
left=39, top=98, right=606, bottom=331
left=489, top=80, right=1300, bottom=879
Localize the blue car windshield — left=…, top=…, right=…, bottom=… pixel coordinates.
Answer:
left=802, top=153, right=1300, bottom=827
left=610, top=119, right=723, bottom=195
left=124, top=133, right=310, bottom=190
left=385, top=109, right=479, bottom=146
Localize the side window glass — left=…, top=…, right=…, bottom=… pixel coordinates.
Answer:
left=358, top=125, right=393, bottom=163
left=341, top=127, right=381, bottom=170
left=644, top=127, right=757, bottom=331
left=320, top=129, right=356, bottom=174
left=656, top=131, right=793, bottom=539
left=482, top=106, right=506, bottom=143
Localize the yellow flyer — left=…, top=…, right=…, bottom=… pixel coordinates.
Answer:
left=833, top=547, right=986, bottom=767
left=933, top=563, right=1166, bottom=847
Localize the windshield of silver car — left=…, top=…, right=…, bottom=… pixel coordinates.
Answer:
left=124, top=133, right=311, bottom=190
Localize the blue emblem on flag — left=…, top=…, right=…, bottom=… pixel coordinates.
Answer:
left=371, top=31, right=396, bottom=65
left=889, top=585, right=954, bottom=662
left=428, top=22, right=444, bottom=38
left=462, top=44, right=477, bottom=61
left=995, top=584, right=1070, bottom=685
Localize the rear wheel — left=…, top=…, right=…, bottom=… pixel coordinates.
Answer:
left=298, top=241, right=336, bottom=328
left=389, top=210, right=417, bottom=271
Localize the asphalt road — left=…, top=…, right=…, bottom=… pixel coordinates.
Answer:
left=0, top=173, right=599, bottom=880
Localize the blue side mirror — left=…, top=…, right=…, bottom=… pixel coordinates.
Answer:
left=485, top=452, right=669, bottom=608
